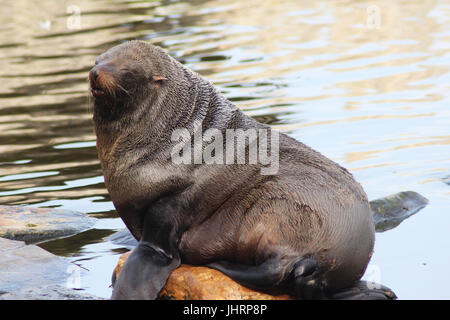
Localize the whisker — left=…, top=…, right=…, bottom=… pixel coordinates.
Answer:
left=116, top=83, right=132, bottom=98
left=103, top=76, right=116, bottom=99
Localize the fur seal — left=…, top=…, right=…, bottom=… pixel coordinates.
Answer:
left=90, top=40, right=396, bottom=300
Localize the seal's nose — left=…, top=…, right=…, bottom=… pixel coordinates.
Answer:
left=89, top=62, right=116, bottom=84
left=90, top=62, right=118, bottom=97
left=90, top=67, right=99, bottom=81
left=89, top=67, right=99, bottom=88
left=89, top=65, right=106, bottom=97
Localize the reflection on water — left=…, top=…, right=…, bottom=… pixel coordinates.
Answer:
left=0, top=0, right=449, bottom=299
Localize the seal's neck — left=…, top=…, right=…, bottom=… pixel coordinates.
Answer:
left=94, top=116, right=131, bottom=169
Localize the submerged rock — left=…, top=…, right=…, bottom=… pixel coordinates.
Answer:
left=370, top=191, right=429, bottom=232
left=443, top=176, right=450, bottom=185
left=0, top=285, right=102, bottom=300
left=107, top=228, right=138, bottom=249
left=0, top=205, right=96, bottom=243
left=0, top=237, right=83, bottom=295
left=112, top=251, right=293, bottom=300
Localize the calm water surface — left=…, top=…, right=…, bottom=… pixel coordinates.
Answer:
left=0, top=0, right=449, bottom=299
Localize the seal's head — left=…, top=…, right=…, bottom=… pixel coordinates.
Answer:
left=89, top=41, right=170, bottom=121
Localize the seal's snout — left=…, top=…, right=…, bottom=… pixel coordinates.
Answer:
left=89, top=67, right=103, bottom=97
left=89, top=62, right=118, bottom=98
left=90, top=67, right=99, bottom=82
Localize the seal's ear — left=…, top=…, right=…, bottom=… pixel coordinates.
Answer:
left=153, top=75, right=167, bottom=83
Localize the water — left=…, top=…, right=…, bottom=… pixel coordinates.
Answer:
left=0, top=0, right=449, bottom=299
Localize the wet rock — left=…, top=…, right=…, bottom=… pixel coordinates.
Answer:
left=370, top=191, right=429, bottom=232
left=112, top=251, right=293, bottom=300
left=0, top=237, right=83, bottom=294
left=0, top=205, right=96, bottom=243
left=0, top=285, right=102, bottom=300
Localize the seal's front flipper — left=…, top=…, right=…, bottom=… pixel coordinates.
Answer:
left=111, top=241, right=180, bottom=299
left=327, top=281, right=397, bottom=300
left=111, top=205, right=181, bottom=300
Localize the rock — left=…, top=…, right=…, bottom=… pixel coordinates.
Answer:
left=370, top=191, right=429, bottom=232
left=107, top=228, right=138, bottom=249
left=0, top=285, right=102, bottom=300
left=443, top=176, right=450, bottom=185
left=0, top=237, right=83, bottom=294
left=112, top=251, right=293, bottom=300
left=0, top=205, right=96, bottom=243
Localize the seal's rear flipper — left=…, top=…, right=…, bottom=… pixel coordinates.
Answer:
left=207, top=258, right=290, bottom=290
left=208, top=257, right=327, bottom=299
left=293, top=258, right=326, bottom=299
left=327, top=281, right=397, bottom=300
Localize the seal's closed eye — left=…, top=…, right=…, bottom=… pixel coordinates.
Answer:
left=152, top=75, right=166, bottom=83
